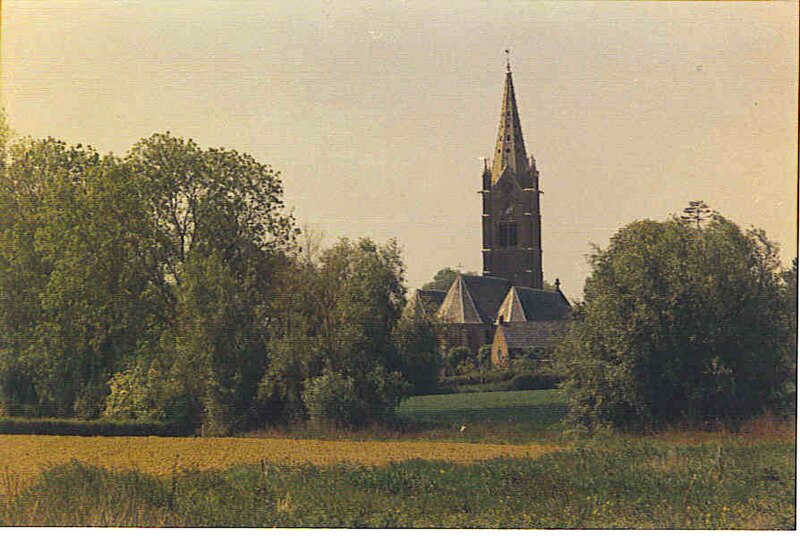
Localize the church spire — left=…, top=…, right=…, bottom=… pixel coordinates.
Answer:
left=491, top=51, right=528, bottom=183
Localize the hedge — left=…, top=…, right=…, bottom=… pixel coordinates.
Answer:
left=0, top=417, right=185, bottom=436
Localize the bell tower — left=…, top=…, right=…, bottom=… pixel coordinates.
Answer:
left=481, top=52, right=543, bottom=289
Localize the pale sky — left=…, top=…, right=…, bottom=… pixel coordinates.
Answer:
left=2, top=1, right=797, bottom=299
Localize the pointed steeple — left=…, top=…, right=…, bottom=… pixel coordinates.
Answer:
left=491, top=51, right=528, bottom=183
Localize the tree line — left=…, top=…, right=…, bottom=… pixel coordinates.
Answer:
left=0, top=123, right=441, bottom=434
left=0, top=116, right=794, bottom=434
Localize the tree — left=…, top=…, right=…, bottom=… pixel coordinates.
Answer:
left=393, top=315, right=443, bottom=395
left=259, top=238, right=409, bottom=428
left=0, top=132, right=296, bottom=426
left=680, top=200, right=714, bottom=229
left=0, top=138, right=159, bottom=417
left=421, top=267, right=460, bottom=291
left=774, top=257, right=797, bottom=414
left=123, top=133, right=297, bottom=433
left=126, top=133, right=297, bottom=292
left=421, top=267, right=479, bottom=291
left=557, top=209, right=790, bottom=431
left=422, top=266, right=556, bottom=293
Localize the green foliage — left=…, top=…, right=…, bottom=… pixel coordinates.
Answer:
left=302, top=370, right=361, bottom=426
left=260, top=238, right=410, bottom=428
left=558, top=212, right=792, bottom=432
left=449, top=345, right=493, bottom=376
left=103, top=365, right=166, bottom=421
left=393, top=316, right=443, bottom=395
left=5, top=439, right=793, bottom=528
left=0, top=417, right=172, bottom=436
left=126, top=134, right=296, bottom=434
left=680, top=200, right=714, bottom=228
left=437, top=369, right=515, bottom=394
left=421, top=267, right=460, bottom=291
left=437, top=360, right=559, bottom=394
left=775, top=258, right=797, bottom=415
left=476, top=345, right=492, bottom=368
left=0, top=133, right=296, bottom=429
left=0, top=139, right=159, bottom=416
left=506, top=373, right=559, bottom=391
left=302, top=368, right=406, bottom=428
left=446, top=347, right=470, bottom=372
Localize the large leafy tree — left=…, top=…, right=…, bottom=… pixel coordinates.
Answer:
left=119, top=133, right=297, bottom=433
left=259, top=238, right=408, bottom=427
left=0, top=139, right=160, bottom=416
left=558, top=209, right=791, bottom=431
left=0, top=132, right=296, bottom=426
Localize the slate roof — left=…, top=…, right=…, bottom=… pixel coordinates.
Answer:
left=496, top=286, right=570, bottom=323
left=459, top=274, right=513, bottom=323
left=433, top=272, right=572, bottom=328
left=495, top=320, right=568, bottom=350
left=437, top=275, right=483, bottom=323
left=409, top=289, right=446, bottom=317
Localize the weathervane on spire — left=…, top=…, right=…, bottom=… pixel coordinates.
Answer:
left=505, top=48, right=511, bottom=73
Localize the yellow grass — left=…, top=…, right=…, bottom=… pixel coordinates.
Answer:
left=653, top=413, right=796, bottom=446
left=0, top=435, right=561, bottom=486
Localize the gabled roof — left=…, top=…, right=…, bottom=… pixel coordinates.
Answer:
left=459, top=274, right=513, bottom=323
left=496, top=287, right=527, bottom=322
left=495, top=320, right=568, bottom=350
left=437, top=274, right=513, bottom=324
left=408, top=289, right=446, bottom=317
left=496, top=286, right=570, bottom=323
left=436, top=275, right=483, bottom=324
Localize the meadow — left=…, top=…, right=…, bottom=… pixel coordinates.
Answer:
left=397, top=389, right=567, bottom=441
left=0, top=389, right=795, bottom=528
left=1, top=440, right=793, bottom=528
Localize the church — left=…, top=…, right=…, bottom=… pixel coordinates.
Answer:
left=407, top=56, right=571, bottom=367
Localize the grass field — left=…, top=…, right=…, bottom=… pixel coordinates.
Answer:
left=398, top=389, right=567, bottom=439
left=1, top=439, right=793, bottom=528
left=0, top=389, right=794, bottom=528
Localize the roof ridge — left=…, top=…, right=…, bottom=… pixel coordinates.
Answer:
left=460, top=276, right=483, bottom=323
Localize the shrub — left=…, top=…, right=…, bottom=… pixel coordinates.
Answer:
left=438, top=369, right=515, bottom=393
left=506, top=373, right=559, bottom=392
left=302, top=367, right=407, bottom=428
left=476, top=345, right=493, bottom=368
left=446, top=347, right=471, bottom=372
left=302, top=370, right=362, bottom=427
left=103, top=365, right=165, bottom=421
